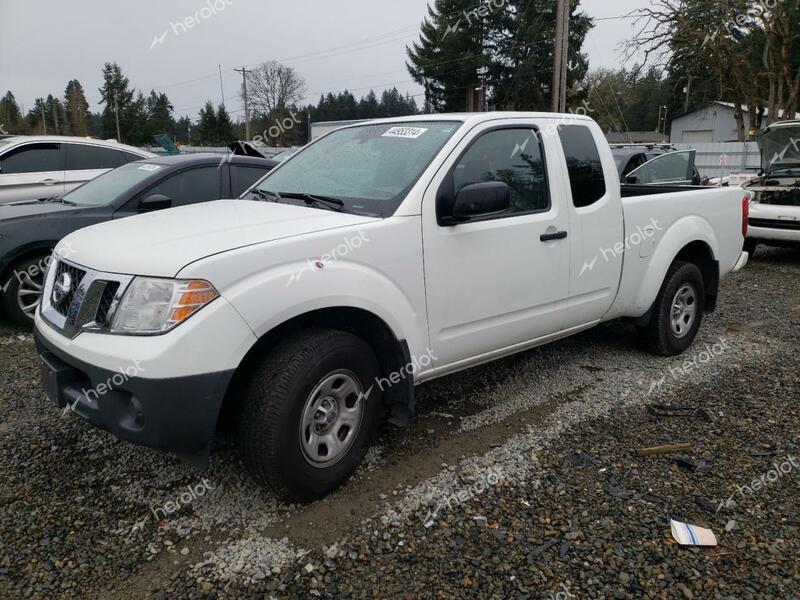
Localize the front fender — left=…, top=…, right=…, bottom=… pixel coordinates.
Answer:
left=218, top=258, right=427, bottom=360
left=631, top=215, right=719, bottom=314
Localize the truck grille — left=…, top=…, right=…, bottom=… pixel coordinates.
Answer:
left=94, top=282, right=120, bottom=326
left=758, top=190, right=800, bottom=207
left=51, top=261, right=86, bottom=317
left=40, top=258, right=133, bottom=339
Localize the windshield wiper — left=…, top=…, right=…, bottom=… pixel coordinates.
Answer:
left=39, top=197, right=76, bottom=206
left=248, top=189, right=282, bottom=202
left=278, top=192, right=345, bottom=212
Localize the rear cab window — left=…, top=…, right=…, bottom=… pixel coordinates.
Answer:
left=558, top=125, right=607, bottom=208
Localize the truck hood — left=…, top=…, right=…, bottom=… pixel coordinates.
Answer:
left=58, top=200, right=380, bottom=277
left=0, top=199, right=88, bottom=222
left=758, top=122, right=800, bottom=174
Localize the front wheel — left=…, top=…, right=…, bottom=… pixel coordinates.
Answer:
left=637, top=261, right=705, bottom=356
left=743, top=238, right=758, bottom=256
left=237, top=328, right=382, bottom=502
left=1, top=254, right=49, bottom=327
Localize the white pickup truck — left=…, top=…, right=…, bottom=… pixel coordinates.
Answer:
left=34, top=113, right=750, bottom=501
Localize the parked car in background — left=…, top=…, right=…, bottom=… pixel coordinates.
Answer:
left=742, top=120, right=800, bottom=255
left=34, top=113, right=748, bottom=501
left=0, top=136, right=154, bottom=205
left=0, top=153, right=276, bottom=325
left=612, top=144, right=701, bottom=186
left=271, top=147, right=303, bottom=162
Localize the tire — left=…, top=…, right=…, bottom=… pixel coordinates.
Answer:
left=1, top=254, right=49, bottom=328
left=237, top=328, right=382, bottom=502
left=637, top=261, right=705, bottom=356
left=743, top=238, right=758, bottom=256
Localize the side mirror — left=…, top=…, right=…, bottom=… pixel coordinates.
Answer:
left=139, top=193, right=172, bottom=211
left=625, top=175, right=639, bottom=184
left=444, top=182, right=511, bottom=224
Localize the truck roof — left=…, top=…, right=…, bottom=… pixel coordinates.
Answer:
left=331, top=112, right=595, bottom=127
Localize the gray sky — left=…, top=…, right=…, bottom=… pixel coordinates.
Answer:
left=0, top=0, right=647, bottom=120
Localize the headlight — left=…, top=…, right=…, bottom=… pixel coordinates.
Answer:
left=110, top=278, right=219, bottom=335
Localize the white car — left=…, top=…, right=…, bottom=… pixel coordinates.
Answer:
left=743, top=120, right=800, bottom=254
left=0, top=136, right=154, bottom=205
left=34, top=113, right=749, bottom=501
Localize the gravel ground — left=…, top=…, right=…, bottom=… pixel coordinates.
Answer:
left=0, top=246, right=798, bottom=599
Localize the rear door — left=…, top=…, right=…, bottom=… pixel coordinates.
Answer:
left=0, top=142, right=65, bottom=204
left=64, top=143, right=127, bottom=193
left=422, top=119, right=572, bottom=367
left=556, top=123, right=625, bottom=328
left=230, top=163, right=273, bottom=197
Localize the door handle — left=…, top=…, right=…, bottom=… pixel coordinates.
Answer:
left=39, top=179, right=58, bottom=186
left=540, top=230, right=568, bottom=242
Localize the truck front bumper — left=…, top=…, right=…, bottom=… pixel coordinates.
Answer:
left=35, top=330, right=235, bottom=468
left=747, top=203, right=800, bottom=245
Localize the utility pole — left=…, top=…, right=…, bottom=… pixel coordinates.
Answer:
left=218, top=64, right=225, bottom=106
left=657, top=106, right=668, bottom=136
left=114, top=95, right=122, bottom=142
left=683, top=76, right=693, bottom=113
left=234, top=66, right=251, bottom=141
left=40, top=103, right=47, bottom=135
left=551, top=0, right=570, bottom=113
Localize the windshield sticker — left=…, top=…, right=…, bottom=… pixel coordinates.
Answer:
left=137, top=164, right=162, bottom=172
left=382, top=127, right=428, bottom=139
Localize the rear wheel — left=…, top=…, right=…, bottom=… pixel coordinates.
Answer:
left=237, top=328, right=382, bottom=502
left=638, top=261, right=705, bottom=356
left=1, top=254, right=49, bottom=327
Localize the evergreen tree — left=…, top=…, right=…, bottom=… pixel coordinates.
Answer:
left=98, top=62, right=134, bottom=141
left=493, top=0, right=592, bottom=110
left=123, top=92, right=149, bottom=145
left=44, top=94, right=65, bottom=135
left=358, top=91, right=380, bottom=118
left=26, top=98, right=48, bottom=134
left=87, top=112, right=103, bottom=138
left=63, top=80, right=90, bottom=136
left=407, top=0, right=487, bottom=112
left=0, top=91, right=26, bottom=134
left=407, top=0, right=593, bottom=112
left=174, top=116, right=192, bottom=145
left=196, top=101, right=219, bottom=145
left=145, top=91, right=175, bottom=137
left=215, top=104, right=235, bottom=145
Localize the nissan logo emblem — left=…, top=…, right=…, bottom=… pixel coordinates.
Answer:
left=52, top=272, right=73, bottom=305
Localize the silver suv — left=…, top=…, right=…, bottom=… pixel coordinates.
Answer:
left=0, top=136, right=154, bottom=205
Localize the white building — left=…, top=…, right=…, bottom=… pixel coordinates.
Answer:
left=670, top=102, right=799, bottom=143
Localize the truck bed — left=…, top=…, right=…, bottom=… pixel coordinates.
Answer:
left=621, top=184, right=705, bottom=198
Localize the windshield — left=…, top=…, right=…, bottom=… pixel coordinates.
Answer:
left=760, top=127, right=800, bottom=173
left=251, top=121, right=462, bottom=216
left=62, top=161, right=164, bottom=206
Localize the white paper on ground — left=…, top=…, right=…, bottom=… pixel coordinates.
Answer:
left=670, top=519, right=718, bottom=546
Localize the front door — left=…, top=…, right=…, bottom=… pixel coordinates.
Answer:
left=422, top=121, right=572, bottom=367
